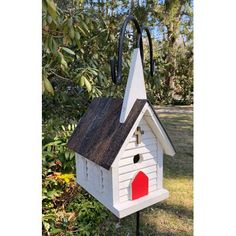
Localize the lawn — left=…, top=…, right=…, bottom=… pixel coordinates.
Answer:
left=106, top=108, right=193, bottom=235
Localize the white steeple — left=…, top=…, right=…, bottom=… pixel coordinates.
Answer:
left=120, top=48, right=146, bottom=123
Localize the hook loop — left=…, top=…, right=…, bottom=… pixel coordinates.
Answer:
left=137, top=26, right=155, bottom=77
left=110, top=15, right=154, bottom=84
left=110, top=15, right=143, bottom=84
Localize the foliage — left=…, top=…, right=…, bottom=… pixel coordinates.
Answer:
left=42, top=124, right=76, bottom=172
left=42, top=0, right=193, bottom=111
left=42, top=177, right=110, bottom=235
left=42, top=123, right=110, bottom=235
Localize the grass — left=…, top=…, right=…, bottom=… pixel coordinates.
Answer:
left=106, top=111, right=193, bottom=235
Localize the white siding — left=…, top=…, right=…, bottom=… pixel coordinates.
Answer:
left=118, top=118, right=160, bottom=203
left=75, top=154, right=113, bottom=207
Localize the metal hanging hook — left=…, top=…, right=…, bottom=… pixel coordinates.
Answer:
left=110, top=15, right=143, bottom=84
left=137, top=26, right=155, bottom=77
left=110, top=15, right=155, bottom=84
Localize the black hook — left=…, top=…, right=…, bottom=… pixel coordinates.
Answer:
left=110, top=15, right=143, bottom=84
left=137, top=26, right=155, bottom=77
left=110, top=15, right=155, bottom=84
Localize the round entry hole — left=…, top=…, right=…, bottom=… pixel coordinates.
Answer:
left=133, top=154, right=142, bottom=164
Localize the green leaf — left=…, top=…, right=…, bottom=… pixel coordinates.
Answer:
left=47, top=15, right=52, bottom=24
left=50, top=228, right=62, bottom=235
left=51, top=38, right=57, bottom=52
left=75, top=31, right=81, bottom=41
left=61, top=47, right=75, bottom=55
left=42, top=79, right=45, bottom=93
left=65, top=152, right=69, bottom=160
left=81, top=21, right=90, bottom=33
left=84, top=77, right=92, bottom=92
left=69, top=152, right=74, bottom=160
left=58, top=52, right=68, bottom=71
left=42, top=0, right=47, bottom=12
left=48, top=37, right=57, bottom=53
left=44, top=77, right=54, bottom=95
left=76, top=40, right=81, bottom=48
left=90, top=69, right=98, bottom=76
left=77, top=25, right=86, bottom=36
left=80, top=76, right=85, bottom=87
left=45, top=0, right=57, bottom=19
left=61, top=59, right=68, bottom=71
left=67, top=18, right=73, bottom=28
left=43, top=221, right=50, bottom=232
left=69, top=27, right=75, bottom=39
left=110, top=34, right=115, bottom=41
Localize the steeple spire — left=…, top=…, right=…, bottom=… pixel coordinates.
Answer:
left=119, top=48, right=146, bottom=123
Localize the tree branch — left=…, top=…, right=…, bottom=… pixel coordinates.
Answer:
left=50, top=71, right=73, bottom=82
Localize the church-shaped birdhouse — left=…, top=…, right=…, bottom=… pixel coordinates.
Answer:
left=68, top=16, right=175, bottom=218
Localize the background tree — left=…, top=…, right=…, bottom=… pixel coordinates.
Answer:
left=43, top=0, right=193, bottom=122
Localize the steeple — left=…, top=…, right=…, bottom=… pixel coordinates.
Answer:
left=119, top=48, right=146, bottom=123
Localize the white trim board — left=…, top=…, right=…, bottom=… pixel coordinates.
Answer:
left=113, top=188, right=169, bottom=218
left=144, top=106, right=175, bottom=156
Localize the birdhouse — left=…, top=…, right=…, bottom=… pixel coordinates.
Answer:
left=68, top=16, right=175, bottom=219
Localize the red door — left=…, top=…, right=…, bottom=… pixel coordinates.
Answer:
left=131, top=171, right=149, bottom=200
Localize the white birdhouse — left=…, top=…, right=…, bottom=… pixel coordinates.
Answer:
left=68, top=50, right=175, bottom=218
left=68, top=17, right=175, bottom=219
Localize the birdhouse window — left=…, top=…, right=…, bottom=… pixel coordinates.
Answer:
left=133, top=154, right=142, bottom=164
